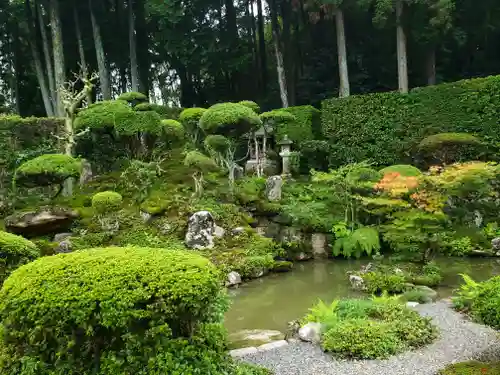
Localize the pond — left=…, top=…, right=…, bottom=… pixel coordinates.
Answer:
left=224, top=257, right=500, bottom=333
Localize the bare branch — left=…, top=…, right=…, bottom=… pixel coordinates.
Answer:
left=75, top=128, right=91, bottom=139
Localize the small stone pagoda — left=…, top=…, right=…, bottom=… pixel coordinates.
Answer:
left=245, top=124, right=275, bottom=175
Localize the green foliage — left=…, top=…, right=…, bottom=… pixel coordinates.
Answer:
left=321, top=76, right=500, bottom=167
left=119, top=160, right=159, bottom=202
left=91, top=191, right=123, bottom=214
left=309, top=296, right=437, bottom=359
left=0, top=246, right=227, bottom=374
left=199, top=102, right=262, bottom=138
left=15, top=154, right=81, bottom=187
left=417, top=132, right=483, bottom=165
left=454, top=274, right=500, bottom=329
left=332, top=224, right=380, bottom=258
left=345, top=167, right=382, bottom=188
left=380, top=164, right=422, bottom=177
left=117, top=91, right=148, bottom=103
left=134, top=103, right=183, bottom=119
left=179, top=107, right=207, bottom=142
left=205, top=134, right=231, bottom=154
left=259, top=110, right=296, bottom=125
left=438, top=361, right=500, bottom=375
left=401, top=289, right=435, bottom=304
left=160, top=119, right=185, bottom=146
left=299, top=140, right=331, bottom=172
left=238, top=100, right=261, bottom=114
left=322, top=319, right=403, bottom=359
left=0, top=231, right=38, bottom=285
left=363, top=271, right=407, bottom=294
left=235, top=363, right=273, bottom=375
left=447, top=236, right=475, bottom=256
left=279, top=105, right=321, bottom=146
left=234, top=177, right=266, bottom=205
left=184, top=151, right=219, bottom=172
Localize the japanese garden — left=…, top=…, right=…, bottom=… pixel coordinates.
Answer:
left=1, top=0, right=500, bottom=374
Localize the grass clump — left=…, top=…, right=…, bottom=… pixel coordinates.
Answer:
left=438, top=361, right=500, bottom=375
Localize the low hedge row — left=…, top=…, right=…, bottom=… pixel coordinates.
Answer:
left=321, top=75, right=500, bottom=168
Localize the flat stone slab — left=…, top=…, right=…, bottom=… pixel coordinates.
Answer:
left=237, top=300, right=500, bottom=375
left=258, top=340, right=289, bottom=352
left=230, top=347, right=258, bottom=358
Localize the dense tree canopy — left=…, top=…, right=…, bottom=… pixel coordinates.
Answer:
left=0, top=0, right=499, bottom=116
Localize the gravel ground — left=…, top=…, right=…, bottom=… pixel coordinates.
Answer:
left=238, top=300, right=500, bottom=375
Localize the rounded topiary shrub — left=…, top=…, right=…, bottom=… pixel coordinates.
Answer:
left=0, top=247, right=229, bottom=374
left=117, top=91, right=148, bottom=103
left=199, top=103, right=262, bottom=137
left=15, top=154, right=81, bottom=188
left=346, top=167, right=382, bottom=188
left=238, top=100, right=260, bottom=114
left=380, top=164, right=422, bottom=177
left=0, top=231, right=38, bottom=284
left=417, top=132, right=483, bottom=165
left=91, top=191, right=123, bottom=214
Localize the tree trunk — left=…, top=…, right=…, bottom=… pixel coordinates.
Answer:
left=134, top=0, right=149, bottom=94
left=36, top=0, right=56, bottom=110
left=49, top=0, right=66, bottom=116
left=256, top=0, right=267, bottom=92
left=115, top=0, right=128, bottom=92
left=74, top=4, right=92, bottom=104
left=25, top=0, right=54, bottom=116
left=89, top=0, right=111, bottom=99
left=335, top=8, right=350, bottom=98
left=128, top=0, right=139, bottom=92
left=270, top=0, right=288, bottom=107
left=426, top=48, right=436, bottom=86
left=395, top=0, right=408, bottom=93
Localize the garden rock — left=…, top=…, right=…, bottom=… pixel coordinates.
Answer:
left=492, top=237, right=500, bottom=252
left=214, top=225, right=225, bottom=238
left=185, top=211, right=216, bottom=249
left=265, top=175, right=283, bottom=201
left=349, top=275, right=365, bottom=290
left=79, top=159, right=93, bottom=185
left=55, top=239, right=73, bottom=254
left=226, top=271, right=242, bottom=287
left=230, top=347, right=258, bottom=358
left=413, top=285, right=438, bottom=302
left=229, top=329, right=285, bottom=349
left=5, top=207, right=78, bottom=238
left=53, top=232, right=73, bottom=242
left=298, top=322, right=322, bottom=344
left=273, top=261, right=293, bottom=272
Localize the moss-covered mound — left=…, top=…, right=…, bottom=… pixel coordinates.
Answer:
left=0, top=231, right=38, bottom=284
left=438, top=361, right=500, bottom=375
left=0, top=246, right=231, bottom=374
left=91, top=191, right=123, bottom=214
left=15, top=154, right=81, bottom=187
left=199, top=102, right=262, bottom=137
left=380, top=164, right=422, bottom=177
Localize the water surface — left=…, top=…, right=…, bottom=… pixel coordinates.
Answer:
left=225, top=257, right=500, bottom=333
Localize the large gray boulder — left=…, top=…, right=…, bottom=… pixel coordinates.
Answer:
left=298, top=322, right=322, bottom=343
left=5, top=207, right=78, bottom=238
left=265, top=175, right=283, bottom=201
left=492, top=237, right=500, bottom=252
left=226, top=271, right=242, bottom=287
left=185, top=211, right=216, bottom=249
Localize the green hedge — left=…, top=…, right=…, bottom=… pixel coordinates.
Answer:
left=321, top=76, right=500, bottom=167
left=0, top=246, right=230, bottom=374
left=277, top=105, right=321, bottom=147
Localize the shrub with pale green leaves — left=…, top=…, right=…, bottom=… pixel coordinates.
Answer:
left=15, top=154, right=81, bottom=188
left=91, top=191, right=123, bottom=214
left=0, top=231, right=38, bottom=284
left=200, top=103, right=261, bottom=137
left=238, top=100, right=260, bottom=114
left=0, top=246, right=233, bottom=374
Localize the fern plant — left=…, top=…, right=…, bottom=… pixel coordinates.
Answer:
left=332, top=223, right=381, bottom=258
left=452, top=273, right=480, bottom=311
left=304, top=299, right=340, bottom=331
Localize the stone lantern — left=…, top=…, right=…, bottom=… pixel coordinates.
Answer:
left=278, top=135, right=293, bottom=177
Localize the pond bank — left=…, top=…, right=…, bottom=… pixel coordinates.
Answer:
left=225, top=257, right=500, bottom=334
left=237, top=300, right=500, bottom=375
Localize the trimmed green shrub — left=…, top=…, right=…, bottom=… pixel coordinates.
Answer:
left=363, top=271, right=407, bottom=294
left=0, top=246, right=229, bottom=374
left=200, top=103, right=261, bottom=137
left=438, top=361, right=500, bottom=375
left=134, top=103, right=183, bottom=119
left=117, top=91, right=148, bottom=103
left=281, top=105, right=321, bottom=145
left=161, top=119, right=184, bottom=144
left=0, top=231, right=38, bottom=284
left=238, top=100, right=260, bottom=114
left=184, top=151, right=219, bottom=172
left=299, top=140, right=331, bottom=172
left=380, top=164, right=422, bottom=177
left=205, top=134, right=231, bottom=154
left=91, top=191, right=123, bottom=214
left=322, top=319, right=403, bottom=359
left=321, top=76, right=500, bottom=167
left=417, top=132, right=483, bottom=165
left=75, top=100, right=135, bottom=131
left=15, top=154, right=81, bottom=188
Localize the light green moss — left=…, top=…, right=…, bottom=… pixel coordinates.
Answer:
left=15, top=154, right=81, bottom=187
left=380, top=164, right=422, bottom=177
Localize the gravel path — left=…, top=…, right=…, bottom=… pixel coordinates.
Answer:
left=238, top=300, right=500, bottom=375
